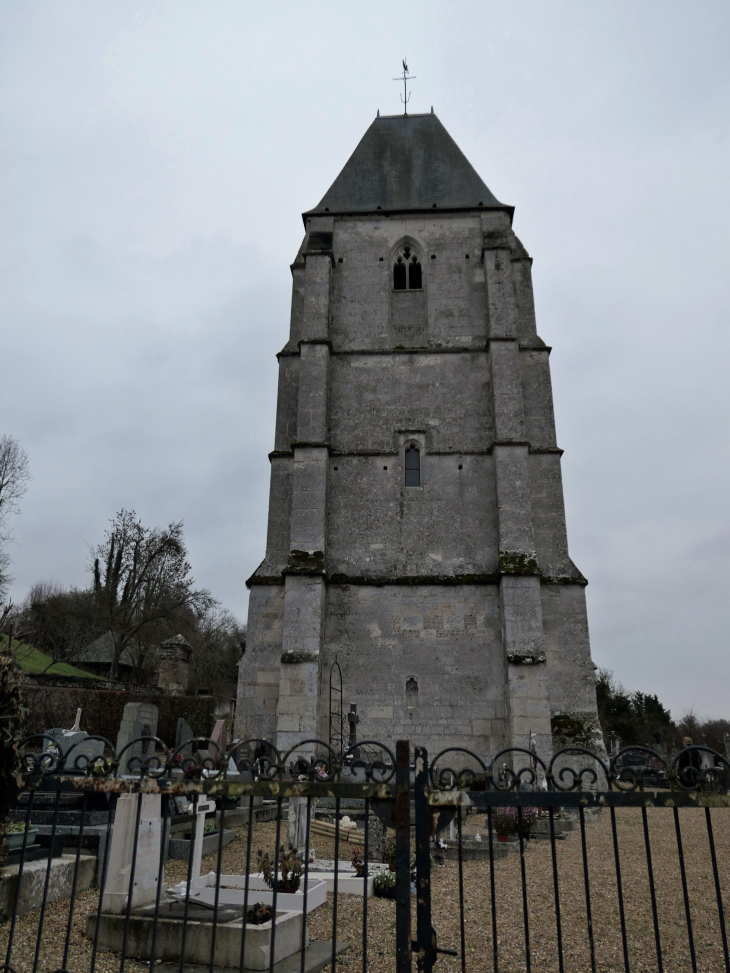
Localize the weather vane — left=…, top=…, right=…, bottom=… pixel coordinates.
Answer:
left=393, top=59, right=416, bottom=114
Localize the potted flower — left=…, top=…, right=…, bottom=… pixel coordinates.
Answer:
left=246, top=902, right=273, bottom=925
left=351, top=848, right=372, bottom=877
left=258, top=846, right=303, bottom=893
left=4, top=821, right=38, bottom=852
left=383, top=836, right=397, bottom=871
left=492, top=807, right=538, bottom=842
left=373, top=871, right=397, bottom=900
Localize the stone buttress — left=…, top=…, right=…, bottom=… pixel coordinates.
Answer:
left=236, top=113, right=602, bottom=762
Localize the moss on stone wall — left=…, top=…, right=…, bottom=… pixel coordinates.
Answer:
left=551, top=712, right=601, bottom=751
left=499, top=549, right=540, bottom=575
left=284, top=550, right=325, bottom=575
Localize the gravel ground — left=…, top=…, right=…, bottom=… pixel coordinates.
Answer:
left=3, top=807, right=730, bottom=972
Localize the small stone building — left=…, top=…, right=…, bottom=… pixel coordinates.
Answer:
left=236, top=111, right=601, bottom=760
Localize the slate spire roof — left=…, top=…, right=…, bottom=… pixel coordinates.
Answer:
left=305, top=112, right=509, bottom=218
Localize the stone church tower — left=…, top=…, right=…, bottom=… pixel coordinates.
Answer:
left=236, top=112, right=601, bottom=761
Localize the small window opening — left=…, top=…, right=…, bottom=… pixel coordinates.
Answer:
left=379, top=257, right=384, bottom=261
left=393, top=245, right=422, bottom=290
left=383, top=466, right=388, bottom=471
left=333, top=466, right=338, bottom=471
left=458, top=464, right=463, bottom=470
left=465, top=254, right=470, bottom=259
left=430, top=254, right=436, bottom=259
left=405, top=445, right=420, bottom=487
left=406, top=678, right=418, bottom=708
left=338, top=257, right=343, bottom=263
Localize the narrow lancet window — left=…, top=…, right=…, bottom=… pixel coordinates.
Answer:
left=393, top=244, right=422, bottom=290
left=406, top=678, right=418, bottom=708
left=393, top=256, right=407, bottom=290
left=405, top=445, right=420, bottom=487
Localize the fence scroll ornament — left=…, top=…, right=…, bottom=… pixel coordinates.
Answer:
left=13, top=733, right=399, bottom=788
left=427, top=743, right=730, bottom=795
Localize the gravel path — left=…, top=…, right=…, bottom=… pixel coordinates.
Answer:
left=3, top=806, right=729, bottom=972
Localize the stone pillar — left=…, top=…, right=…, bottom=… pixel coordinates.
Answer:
left=157, top=634, right=192, bottom=696
left=483, top=217, right=552, bottom=765
left=276, top=226, right=332, bottom=758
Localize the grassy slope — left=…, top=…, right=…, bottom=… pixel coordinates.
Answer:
left=0, top=633, right=101, bottom=679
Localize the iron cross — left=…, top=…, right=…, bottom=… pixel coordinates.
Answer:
left=393, top=59, right=416, bottom=114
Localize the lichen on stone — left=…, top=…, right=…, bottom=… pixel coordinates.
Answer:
left=551, top=712, right=602, bottom=750
left=499, top=549, right=540, bottom=575
left=508, top=651, right=546, bottom=665
left=281, top=649, right=320, bottom=665
left=283, top=549, right=325, bottom=575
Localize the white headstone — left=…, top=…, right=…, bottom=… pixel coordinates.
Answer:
left=102, top=793, right=162, bottom=913
left=287, top=798, right=309, bottom=855
left=190, top=798, right=216, bottom=888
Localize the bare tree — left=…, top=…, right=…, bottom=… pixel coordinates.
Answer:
left=17, top=582, right=99, bottom=670
left=92, top=509, right=210, bottom=681
left=186, top=606, right=246, bottom=695
left=0, top=436, right=31, bottom=598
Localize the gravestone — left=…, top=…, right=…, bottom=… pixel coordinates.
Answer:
left=102, top=793, right=162, bottom=912
left=44, top=729, right=104, bottom=771
left=287, top=798, right=309, bottom=855
left=209, top=719, right=227, bottom=766
left=115, top=702, right=159, bottom=775
left=174, top=718, right=194, bottom=757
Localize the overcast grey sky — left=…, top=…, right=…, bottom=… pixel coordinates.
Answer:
left=2, top=2, right=729, bottom=719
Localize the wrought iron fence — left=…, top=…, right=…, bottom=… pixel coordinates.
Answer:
left=1, top=734, right=729, bottom=973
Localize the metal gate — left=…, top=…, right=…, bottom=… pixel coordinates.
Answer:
left=413, top=742, right=730, bottom=973
left=2, top=734, right=729, bottom=973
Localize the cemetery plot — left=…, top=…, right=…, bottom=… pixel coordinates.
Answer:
left=5, top=730, right=730, bottom=973
left=4, top=809, right=730, bottom=973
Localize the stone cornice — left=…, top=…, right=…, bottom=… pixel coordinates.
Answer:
left=268, top=444, right=564, bottom=460
left=298, top=338, right=333, bottom=350
left=276, top=343, right=552, bottom=356
left=246, top=570, right=588, bottom=589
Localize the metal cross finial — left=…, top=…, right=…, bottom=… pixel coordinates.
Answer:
left=393, top=58, right=416, bottom=114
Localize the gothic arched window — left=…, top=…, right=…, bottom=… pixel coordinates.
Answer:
left=393, top=245, right=422, bottom=291
left=405, top=445, right=420, bottom=487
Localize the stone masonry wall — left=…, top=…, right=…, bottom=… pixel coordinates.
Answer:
left=320, top=584, right=509, bottom=755
left=237, top=201, right=601, bottom=761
